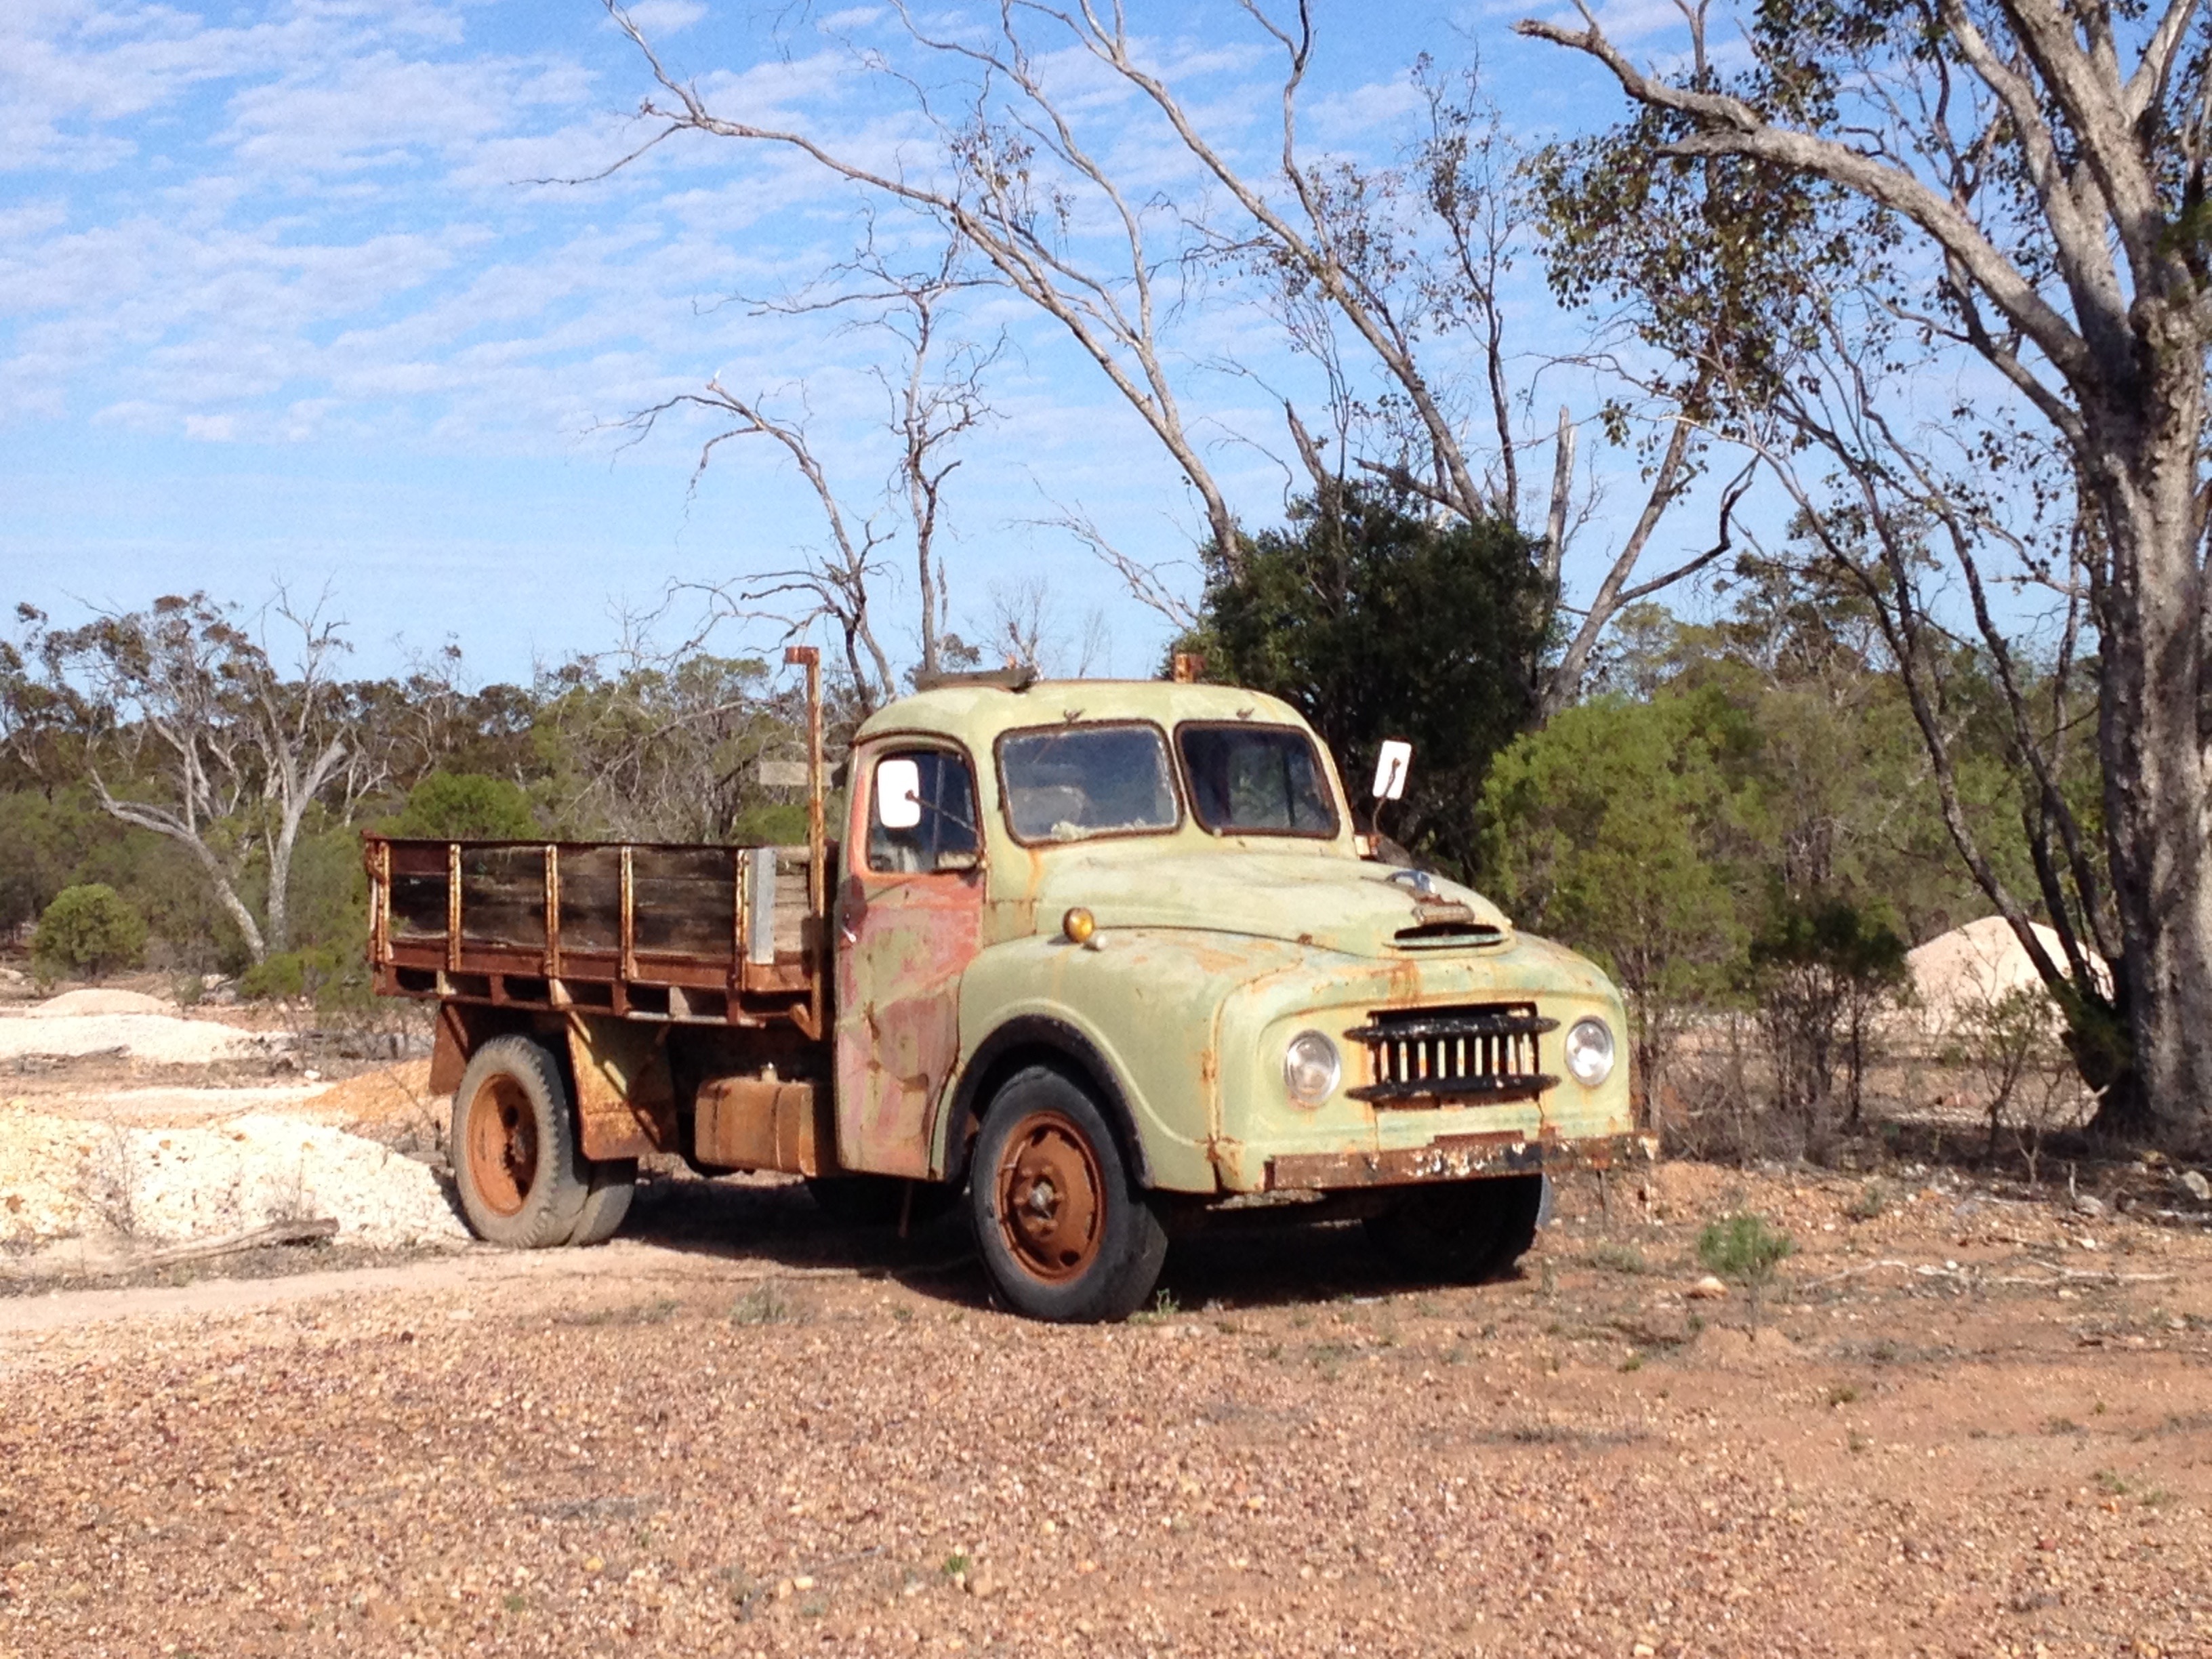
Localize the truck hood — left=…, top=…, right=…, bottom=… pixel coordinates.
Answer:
left=1012, top=846, right=1514, bottom=958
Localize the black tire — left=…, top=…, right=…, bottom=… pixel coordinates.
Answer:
left=968, top=1066, right=1167, bottom=1323
left=567, top=1159, right=638, bottom=1246
left=449, top=1035, right=592, bottom=1248
left=1364, top=1174, right=1545, bottom=1284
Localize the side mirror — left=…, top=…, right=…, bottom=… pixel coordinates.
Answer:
left=1371, top=739, right=1412, bottom=802
left=876, top=757, right=924, bottom=830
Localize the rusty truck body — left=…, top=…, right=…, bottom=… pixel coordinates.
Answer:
left=367, top=652, right=1652, bottom=1320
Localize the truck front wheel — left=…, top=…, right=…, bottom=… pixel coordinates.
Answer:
left=969, top=1067, right=1167, bottom=1323
left=1365, top=1174, right=1545, bottom=1284
left=451, top=1036, right=593, bottom=1248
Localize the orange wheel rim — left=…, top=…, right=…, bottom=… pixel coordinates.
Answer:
left=995, top=1109, right=1105, bottom=1284
left=465, top=1074, right=537, bottom=1216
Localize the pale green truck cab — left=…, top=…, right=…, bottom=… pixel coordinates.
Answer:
left=369, top=666, right=1651, bottom=1322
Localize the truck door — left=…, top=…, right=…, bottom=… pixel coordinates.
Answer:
left=834, top=741, right=986, bottom=1176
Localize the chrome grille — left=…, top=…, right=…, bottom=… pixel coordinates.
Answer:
left=1345, top=1003, right=1557, bottom=1105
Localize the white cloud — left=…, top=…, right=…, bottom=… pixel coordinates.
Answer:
left=1307, top=77, right=1425, bottom=142
left=623, top=0, right=708, bottom=36
left=218, top=50, right=593, bottom=178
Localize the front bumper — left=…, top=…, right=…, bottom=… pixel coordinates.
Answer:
left=1263, top=1129, right=1658, bottom=1192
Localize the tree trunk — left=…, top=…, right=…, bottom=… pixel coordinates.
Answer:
left=91, top=789, right=268, bottom=964
left=2086, top=359, right=2212, bottom=1138
left=916, top=549, right=941, bottom=681
left=266, top=825, right=293, bottom=957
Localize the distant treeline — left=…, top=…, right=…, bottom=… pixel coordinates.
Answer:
left=1, top=594, right=817, bottom=991
left=1, top=495, right=2093, bottom=1155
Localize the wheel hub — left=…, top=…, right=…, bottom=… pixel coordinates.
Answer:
left=465, top=1075, right=537, bottom=1217
left=996, top=1111, right=1104, bottom=1284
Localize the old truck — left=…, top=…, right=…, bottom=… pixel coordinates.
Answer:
left=365, top=649, right=1652, bottom=1321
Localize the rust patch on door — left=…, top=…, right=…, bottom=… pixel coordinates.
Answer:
left=833, top=743, right=988, bottom=1178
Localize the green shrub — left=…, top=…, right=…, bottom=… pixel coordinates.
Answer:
left=1697, top=1210, right=1795, bottom=1326
left=237, top=945, right=368, bottom=1009
left=382, top=772, right=538, bottom=840
left=32, top=884, right=147, bottom=981
left=238, top=951, right=306, bottom=1002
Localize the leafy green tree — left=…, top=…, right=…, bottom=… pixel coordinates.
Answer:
left=1518, top=0, right=2209, bottom=1139
left=33, top=884, right=146, bottom=981
left=529, top=653, right=805, bottom=842
left=1176, top=487, right=1548, bottom=878
left=1481, top=694, right=1745, bottom=1121
left=381, top=772, right=538, bottom=840
left=21, top=593, right=354, bottom=964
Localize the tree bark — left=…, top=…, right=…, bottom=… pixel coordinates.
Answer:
left=2083, top=359, right=2212, bottom=1134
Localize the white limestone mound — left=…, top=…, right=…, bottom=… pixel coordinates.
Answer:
left=106, top=1114, right=470, bottom=1250
left=1906, top=916, right=2109, bottom=1036
left=0, top=1010, right=281, bottom=1065
left=32, top=988, right=173, bottom=1017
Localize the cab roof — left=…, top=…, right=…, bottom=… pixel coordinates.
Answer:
left=853, top=678, right=1315, bottom=745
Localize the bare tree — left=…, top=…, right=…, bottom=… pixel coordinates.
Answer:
left=980, top=576, right=1114, bottom=676
left=1518, top=0, right=2212, bottom=1134
left=622, top=382, right=898, bottom=712
left=597, top=3, right=1717, bottom=697
left=746, top=226, right=1006, bottom=681
left=600, top=2, right=1242, bottom=577
left=988, top=578, right=1052, bottom=675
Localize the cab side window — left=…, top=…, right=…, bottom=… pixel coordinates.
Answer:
left=866, top=748, right=981, bottom=874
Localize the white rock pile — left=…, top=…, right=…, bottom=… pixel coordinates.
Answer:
left=3, top=1109, right=468, bottom=1250
left=0, top=989, right=285, bottom=1066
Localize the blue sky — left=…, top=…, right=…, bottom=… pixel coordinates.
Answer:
left=3, top=0, right=1692, bottom=689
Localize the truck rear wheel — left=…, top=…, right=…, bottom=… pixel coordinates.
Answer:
left=566, top=1160, right=637, bottom=1246
left=969, top=1067, right=1167, bottom=1323
left=451, top=1035, right=592, bottom=1248
left=1364, top=1174, right=1544, bottom=1284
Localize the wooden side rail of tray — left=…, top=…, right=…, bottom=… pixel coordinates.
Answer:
left=363, top=834, right=830, bottom=1033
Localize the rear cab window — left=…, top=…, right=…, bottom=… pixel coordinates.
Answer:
left=996, top=724, right=1181, bottom=844
left=1176, top=722, right=1340, bottom=838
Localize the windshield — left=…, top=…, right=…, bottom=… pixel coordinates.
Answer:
left=1177, top=723, right=1340, bottom=837
left=998, top=724, right=1180, bottom=843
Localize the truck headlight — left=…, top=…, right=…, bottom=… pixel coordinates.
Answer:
left=1563, top=1017, right=1615, bottom=1087
left=1283, top=1030, right=1340, bottom=1107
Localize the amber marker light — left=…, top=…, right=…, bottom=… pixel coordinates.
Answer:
left=1061, top=907, right=1097, bottom=945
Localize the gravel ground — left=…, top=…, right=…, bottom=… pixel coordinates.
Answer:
left=0, top=1166, right=2205, bottom=1658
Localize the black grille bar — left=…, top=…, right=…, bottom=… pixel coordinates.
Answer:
left=1347, top=1003, right=1558, bottom=1106
left=1351, top=1073, right=1557, bottom=1104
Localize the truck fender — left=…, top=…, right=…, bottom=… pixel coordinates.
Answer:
left=429, top=1001, right=544, bottom=1094
left=941, top=1015, right=1152, bottom=1190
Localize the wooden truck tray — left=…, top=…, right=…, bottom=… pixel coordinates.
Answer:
left=365, top=836, right=827, bottom=1033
